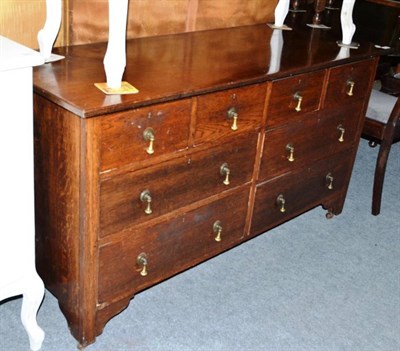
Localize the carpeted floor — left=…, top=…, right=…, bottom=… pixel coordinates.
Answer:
left=1, top=138, right=399, bottom=351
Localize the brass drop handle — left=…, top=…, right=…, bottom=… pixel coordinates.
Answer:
left=137, top=253, right=148, bottom=277
left=276, top=194, right=286, bottom=213
left=143, top=128, right=155, bottom=155
left=227, top=107, right=239, bottom=131
left=220, top=163, right=231, bottom=185
left=346, top=80, right=355, bottom=96
left=140, top=189, right=153, bottom=215
left=213, top=220, right=223, bottom=242
left=326, top=173, right=334, bottom=190
left=294, top=92, right=303, bottom=112
left=286, top=143, right=295, bottom=162
left=337, top=125, right=345, bottom=142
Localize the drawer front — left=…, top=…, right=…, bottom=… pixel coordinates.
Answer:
left=251, top=151, right=352, bottom=236
left=99, top=99, right=191, bottom=171
left=324, top=59, right=375, bottom=109
left=266, top=70, right=325, bottom=128
left=99, top=133, right=258, bottom=237
left=318, top=101, right=364, bottom=155
left=194, top=84, right=266, bottom=145
left=98, top=188, right=250, bottom=303
left=259, top=102, right=363, bottom=182
left=259, top=112, right=319, bottom=182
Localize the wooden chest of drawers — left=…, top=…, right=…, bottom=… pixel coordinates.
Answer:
left=33, top=24, right=381, bottom=347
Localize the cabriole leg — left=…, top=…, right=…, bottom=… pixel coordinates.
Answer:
left=21, top=273, right=45, bottom=351
left=103, top=0, right=129, bottom=89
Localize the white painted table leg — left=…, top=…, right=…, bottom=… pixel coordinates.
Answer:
left=21, top=273, right=45, bottom=351
left=103, top=0, right=129, bottom=89
left=274, top=0, right=290, bottom=27
left=37, top=0, right=62, bottom=61
left=268, top=0, right=292, bottom=31
left=338, top=0, right=358, bottom=48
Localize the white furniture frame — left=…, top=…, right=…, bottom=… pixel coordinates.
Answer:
left=0, top=36, right=45, bottom=351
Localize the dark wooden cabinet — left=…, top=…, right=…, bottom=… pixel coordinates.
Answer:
left=33, top=23, right=381, bottom=347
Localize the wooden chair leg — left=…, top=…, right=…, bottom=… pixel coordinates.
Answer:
left=372, top=140, right=393, bottom=215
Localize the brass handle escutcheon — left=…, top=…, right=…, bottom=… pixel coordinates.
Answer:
left=143, top=128, right=155, bottom=155
left=286, top=143, right=295, bottom=162
left=227, top=107, right=239, bottom=131
left=137, top=253, right=148, bottom=277
left=346, top=80, right=355, bottom=96
left=213, top=220, right=223, bottom=242
left=276, top=194, right=286, bottom=213
left=294, top=92, right=303, bottom=112
left=337, top=125, right=345, bottom=142
left=326, top=173, right=334, bottom=190
left=140, top=189, right=153, bottom=215
left=220, top=163, right=231, bottom=185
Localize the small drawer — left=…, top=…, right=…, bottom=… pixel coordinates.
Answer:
left=99, top=99, right=191, bottom=171
left=324, top=59, right=375, bottom=109
left=251, top=151, right=352, bottom=236
left=97, top=188, right=250, bottom=304
left=99, top=133, right=258, bottom=237
left=266, top=70, right=325, bottom=128
left=194, top=84, right=266, bottom=145
left=319, top=101, right=364, bottom=155
left=259, top=112, right=320, bottom=182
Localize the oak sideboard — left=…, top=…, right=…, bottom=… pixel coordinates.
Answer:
left=33, top=23, right=382, bottom=347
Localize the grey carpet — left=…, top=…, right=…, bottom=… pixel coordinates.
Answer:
left=1, top=138, right=399, bottom=351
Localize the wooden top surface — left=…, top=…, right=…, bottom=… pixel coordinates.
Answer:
left=33, top=21, right=385, bottom=118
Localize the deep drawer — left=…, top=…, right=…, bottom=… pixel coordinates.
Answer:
left=99, top=133, right=258, bottom=237
left=324, top=59, right=375, bottom=109
left=266, top=70, right=325, bottom=128
left=194, top=84, right=266, bottom=145
left=259, top=102, right=363, bottom=182
left=97, top=188, right=250, bottom=304
left=251, top=151, right=352, bottom=236
left=99, top=99, right=191, bottom=171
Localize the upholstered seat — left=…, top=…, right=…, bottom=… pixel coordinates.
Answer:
left=362, top=88, right=400, bottom=215
left=366, top=89, right=397, bottom=124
